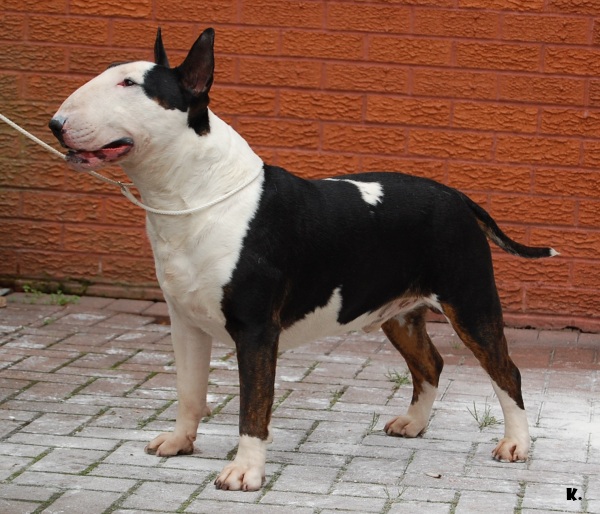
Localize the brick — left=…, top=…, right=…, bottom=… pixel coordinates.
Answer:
left=500, top=74, right=585, bottom=106
left=459, top=0, right=544, bottom=10
left=1, top=0, right=66, bottom=13
left=534, top=168, right=600, bottom=199
left=24, top=73, right=89, bottom=102
left=29, top=16, right=109, bottom=45
left=366, top=96, right=451, bottom=127
left=237, top=118, right=320, bottom=149
left=414, top=8, right=499, bottom=38
left=573, top=260, right=600, bottom=288
left=156, top=0, right=236, bottom=23
left=70, top=0, right=151, bottom=18
left=590, top=80, right=600, bottom=107
left=214, top=27, right=280, bottom=55
left=0, top=72, right=20, bottom=101
left=64, top=225, right=150, bottom=255
left=548, top=0, right=600, bottom=16
left=531, top=228, right=600, bottom=259
left=408, top=129, right=493, bottom=160
left=541, top=108, right=600, bottom=137
left=456, top=42, right=541, bottom=72
left=0, top=13, right=26, bottom=39
left=389, top=0, right=454, bottom=5
left=0, top=221, right=61, bottom=249
left=582, top=140, right=600, bottom=168
left=0, top=249, right=18, bottom=275
left=100, top=256, right=157, bottom=283
left=0, top=189, right=21, bottom=217
left=212, top=88, right=277, bottom=116
left=280, top=91, right=363, bottom=121
left=369, top=36, right=452, bottom=65
left=413, top=69, right=497, bottom=100
left=239, top=58, right=322, bottom=89
left=22, top=192, right=102, bottom=223
left=502, top=14, right=589, bottom=44
left=489, top=194, right=576, bottom=225
left=325, top=63, right=409, bottom=94
left=242, top=0, right=323, bottom=28
left=19, top=251, right=101, bottom=279
left=277, top=150, right=359, bottom=178
left=282, top=31, right=364, bottom=60
left=322, top=124, right=406, bottom=154
left=326, top=3, right=411, bottom=33
left=493, top=253, right=570, bottom=285
left=496, top=135, right=581, bottom=165
left=0, top=43, right=67, bottom=73
left=526, top=286, right=600, bottom=316
left=579, top=200, right=600, bottom=227
left=453, top=102, right=538, bottom=133
left=448, top=163, right=532, bottom=193
left=545, top=46, right=600, bottom=76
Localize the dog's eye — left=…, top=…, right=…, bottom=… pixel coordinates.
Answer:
left=119, top=79, right=137, bottom=87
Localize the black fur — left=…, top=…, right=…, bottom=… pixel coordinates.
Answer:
left=223, top=167, right=504, bottom=333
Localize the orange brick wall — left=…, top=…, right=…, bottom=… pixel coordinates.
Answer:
left=1, top=0, right=600, bottom=331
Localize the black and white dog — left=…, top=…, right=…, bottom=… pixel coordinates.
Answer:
left=50, top=29, right=556, bottom=491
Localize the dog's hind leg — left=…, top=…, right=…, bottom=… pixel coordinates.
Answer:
left=145, top=310, right=212, bottom=457
left=381, top=308, right=444, bottom=438
left=441, top=299, right=530, bottom=462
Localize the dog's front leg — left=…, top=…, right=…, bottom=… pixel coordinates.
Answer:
left=215, top=325, right=279, bottom=491
left=145, top=310, right=212, bottom=456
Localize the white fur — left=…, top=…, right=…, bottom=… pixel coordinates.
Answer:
left=385, top=381, right=437, bottom=437
left=215, top=436, right=267, bottom=491
left=491, top=381, right=530, bottom=462
left=325, top=178, right=384, bottom=206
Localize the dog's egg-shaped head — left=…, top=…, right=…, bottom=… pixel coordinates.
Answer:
left=49, top=28, right=215, bottom=172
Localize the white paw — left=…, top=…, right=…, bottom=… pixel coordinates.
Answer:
left=215, top=435, right=267, bottom=491
left=144, top=432, right=195, bottom=457
left=214, top=462, right=265, bottom=491
left=492, top=437, right=529, bottom=462
left=384, top=415, right=427, bottom=438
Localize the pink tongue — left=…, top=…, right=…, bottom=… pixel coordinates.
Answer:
left=80, top=145, right=126, bottom=162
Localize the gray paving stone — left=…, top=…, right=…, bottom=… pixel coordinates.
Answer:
left=40, top=490, right=120, bottom=514
left=0, top=293, right=598, bottom=513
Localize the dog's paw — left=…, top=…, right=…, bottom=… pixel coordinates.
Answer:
left=214, top=462, right=265, bottom=491
left=144, top=432, right=195, bottom=457
left=492, top=437, right=529, bottom=463
left=384, top=415, right=427, bottom=438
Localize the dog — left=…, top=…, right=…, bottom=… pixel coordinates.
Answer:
left=49, top=28, right=557, bottom=491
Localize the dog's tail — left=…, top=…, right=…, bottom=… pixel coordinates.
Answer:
left=461, top=193, right=559, bottom=259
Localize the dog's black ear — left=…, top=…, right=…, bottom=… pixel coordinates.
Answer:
left=177, top=28, right=215, bottom=97
left=154, top=27, right=170, bottom=67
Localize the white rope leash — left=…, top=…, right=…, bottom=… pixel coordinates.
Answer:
left=0, top=112, right=261, bottom=216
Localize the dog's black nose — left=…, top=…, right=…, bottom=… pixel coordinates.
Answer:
left=48, top=117, right=66, bottom=146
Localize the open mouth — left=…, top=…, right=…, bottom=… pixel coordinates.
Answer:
left=66, top=138, right=134, bottom=169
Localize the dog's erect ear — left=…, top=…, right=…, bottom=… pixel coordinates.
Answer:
left=176, top=28, right=215, bottom=97
left=154, top=27, right=170, bottom=67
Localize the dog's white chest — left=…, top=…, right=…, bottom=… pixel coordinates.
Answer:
left=147, top=182, right=264, bottom=342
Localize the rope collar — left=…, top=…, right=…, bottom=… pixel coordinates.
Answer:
left=0, top=112, right=262, bottom=216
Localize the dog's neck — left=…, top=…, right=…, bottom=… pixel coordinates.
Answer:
left=120, top=110, right=264, bottom=220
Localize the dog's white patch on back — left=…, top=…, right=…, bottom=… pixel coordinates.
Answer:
left=326, top=178, right=384, bottom=206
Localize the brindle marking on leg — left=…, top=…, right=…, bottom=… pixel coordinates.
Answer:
left=381, top=308, right=444, bottom=404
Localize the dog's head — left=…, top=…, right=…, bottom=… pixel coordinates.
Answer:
left=49, top=28, right=215, bottom=172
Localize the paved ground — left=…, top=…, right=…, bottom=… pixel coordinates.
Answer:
left=0, top=292, right=598, bottom=514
